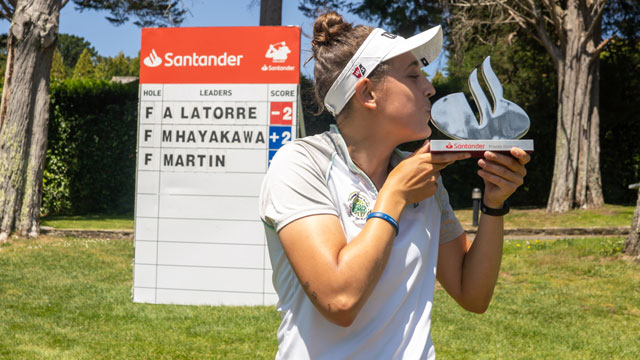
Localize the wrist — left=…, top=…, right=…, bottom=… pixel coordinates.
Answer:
left=482, top=197, right=504, bottom=209
left=481, top=199, right=510, bottom=216
left=375, top=188, right=406, bottom=219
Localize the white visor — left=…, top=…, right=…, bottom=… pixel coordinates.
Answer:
left=323, top=25, right=443, bottom=116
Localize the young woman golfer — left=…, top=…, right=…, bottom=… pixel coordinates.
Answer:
left=259, top=11, right=530, bottom=359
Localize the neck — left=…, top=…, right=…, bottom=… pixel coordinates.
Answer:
left=338, top=119, right=397, bottom=190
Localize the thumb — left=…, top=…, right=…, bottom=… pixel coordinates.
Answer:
left=414, top=140, right=430, bottom=155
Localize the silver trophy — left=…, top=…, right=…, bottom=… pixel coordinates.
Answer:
left=430, top=56, right=533, bottom=156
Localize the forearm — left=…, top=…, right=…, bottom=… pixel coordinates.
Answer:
left=326, top=190, right=405, bottom=321
left=459, top=204, right=504, bottom=313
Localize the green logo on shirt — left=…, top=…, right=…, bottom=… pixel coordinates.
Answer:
left=348, top=191, right=371, bottom=220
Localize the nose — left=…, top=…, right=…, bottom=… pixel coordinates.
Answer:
left=424, top=77, right=436, bottom=98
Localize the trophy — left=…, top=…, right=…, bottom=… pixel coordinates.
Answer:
left=430, top=56, right=534, bottom=156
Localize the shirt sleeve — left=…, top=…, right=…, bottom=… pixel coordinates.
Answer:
left=259, top=141, right=338, bottom=232
left=436, top=177, right=465, bottom=245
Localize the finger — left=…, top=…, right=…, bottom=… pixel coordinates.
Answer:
left=477, top=169, right=519, bottom=194
left=421, top=151, right=471, bottom=164
left=411, top=140, right=430, bottom=156
left=510, top=147, right=531, bottom=165
left=478, top=158, right=524, bottom=186
left=483, top=151, right=526, bottom=176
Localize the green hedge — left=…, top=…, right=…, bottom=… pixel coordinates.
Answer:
left=43, top=78, right=138, bottom=215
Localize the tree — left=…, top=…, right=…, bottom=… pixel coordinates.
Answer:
left=260, top=0, right=282, bottom=25
left=626, top=186, right=640, bottom=260
left=446, top=0, right=640, bottom=213
left=57, top=33, right=96, bottom=70
left=0, top=0, right=186, bottom=242
left=93, top=51, right=138, bottom=81
left=71, top=47, right=94, bottom=78
left=301, top=0, right=639, bottom=213
left=50, top=48, right=66, bottom=80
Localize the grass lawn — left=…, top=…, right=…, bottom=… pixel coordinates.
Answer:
left=40, top=214, right=134, bottom=230
left=1, top=236, right=638, bottom=359
left=40, top=204, right=635, bottom=231
left=455, top=203, right=634, bottom=229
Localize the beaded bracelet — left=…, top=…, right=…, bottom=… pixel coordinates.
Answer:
left=366, top=211, right=399, bottom=236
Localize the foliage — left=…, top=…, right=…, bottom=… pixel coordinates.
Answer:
left=50, top=49, right=67, bottom=81
left=0, top=235, right=638, bottom=358
left=300, top=74, right=336, bottom=135
left=94, top=52, right=140, bottom=81
left=57, top=33, right=98, bottom=70
left=296, top=0, right=640, bottom=207
left=600, top=38, right=640, bottom=204
left=72, top=0, right=187, bottom=27
left=71, top=48, right=96, bottom=78
left=299, top=0, right=442, bottom=37
left=43, top=78, right=139, bottom=215
left=437, top=32, right=557, bottom=208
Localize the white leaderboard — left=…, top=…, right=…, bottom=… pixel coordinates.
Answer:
left=133, top=82, right=297, bottom=305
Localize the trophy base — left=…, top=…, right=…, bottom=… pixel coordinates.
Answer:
left=430, top=139, right=534, bottom=158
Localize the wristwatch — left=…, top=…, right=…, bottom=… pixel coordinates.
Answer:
left=481, top=200, right=510, bottom=216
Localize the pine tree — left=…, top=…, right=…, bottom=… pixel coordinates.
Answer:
left=72, top=48, right=95, bottom=78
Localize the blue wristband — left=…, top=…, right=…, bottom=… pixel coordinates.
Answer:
left=366, top=211, right=399, bottom=236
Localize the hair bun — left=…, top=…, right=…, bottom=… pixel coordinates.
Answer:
left=312, top=11, right=353, bottom=50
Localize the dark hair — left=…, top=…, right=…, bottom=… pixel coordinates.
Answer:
left=311, top=11, right=388, bottom=118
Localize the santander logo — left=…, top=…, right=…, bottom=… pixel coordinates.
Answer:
left=445, top=142, right=453, bottom=149
left=142, top=49, right=244, bottom=68
left=143, top=49, right=162, bottom=67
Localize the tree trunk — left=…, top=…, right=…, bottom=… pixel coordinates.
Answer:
left=624, top=188, right=640, bottom=260
left=260, top=0, right=282, bottom=25
left=546, top=0, right=604, bottom=212
left=0, top=0, right=60, bottom=242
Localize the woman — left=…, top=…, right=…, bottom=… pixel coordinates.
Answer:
left=259, top=11, right=530, bottom=359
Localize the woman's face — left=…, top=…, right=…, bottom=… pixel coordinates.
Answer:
left=373, top=52, right=436, bottom=142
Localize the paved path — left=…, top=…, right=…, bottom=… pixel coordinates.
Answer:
left=41, top=226, right=630, bottom=240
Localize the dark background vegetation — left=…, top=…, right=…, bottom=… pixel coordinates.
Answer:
left=0, top=22, right=635, bottom=215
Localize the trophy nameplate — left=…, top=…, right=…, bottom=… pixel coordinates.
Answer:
left=430, top=57, right=534, bottom=156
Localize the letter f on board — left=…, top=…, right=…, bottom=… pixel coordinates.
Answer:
left=430, top=57, right=530, bottom=140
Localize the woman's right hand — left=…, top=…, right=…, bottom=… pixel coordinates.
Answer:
left=382, top=141, right=470, bottom=206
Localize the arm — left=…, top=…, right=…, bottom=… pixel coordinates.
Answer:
left=278, top=144, right=470, bottom=327
left=436, top=148, right=530, bottom=313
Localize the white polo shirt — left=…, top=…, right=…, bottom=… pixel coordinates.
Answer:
left=259, top=125, right=464, bottom=360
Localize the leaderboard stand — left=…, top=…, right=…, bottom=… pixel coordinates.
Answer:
left=133, top=27, right=300, bottom=306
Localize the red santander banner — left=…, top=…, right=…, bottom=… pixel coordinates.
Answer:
left=140, top=26, right=300, bottom=84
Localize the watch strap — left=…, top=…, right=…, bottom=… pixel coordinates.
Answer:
left=481, top=200, right=510, bottom=216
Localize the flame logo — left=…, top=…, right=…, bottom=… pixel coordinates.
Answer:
left=445, top=142, right=453, bottom=149
left=430, top=57, right=530, bottom=140
left=261, top=64, right=269, bottom=71
left=143, top=49, right=162, bottom=67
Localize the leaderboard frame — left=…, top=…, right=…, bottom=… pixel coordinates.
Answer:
left=133, top=26, right=301, bottom=305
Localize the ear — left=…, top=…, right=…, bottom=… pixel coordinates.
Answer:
left=353, top=78, right=377, bottom=110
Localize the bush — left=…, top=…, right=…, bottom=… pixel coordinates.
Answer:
left=43, top=78, right=138, bottom=215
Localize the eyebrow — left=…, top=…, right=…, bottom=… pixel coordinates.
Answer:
left=405, top=60, right=420, bottom=70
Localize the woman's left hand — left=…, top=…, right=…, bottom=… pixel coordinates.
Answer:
left=477, top=147, right=531, bottom=208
